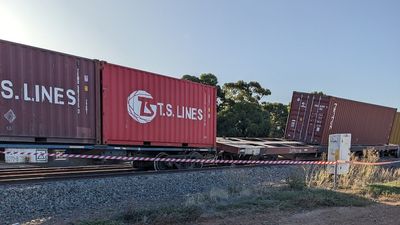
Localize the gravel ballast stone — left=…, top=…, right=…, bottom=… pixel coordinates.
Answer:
left=0, top=165, right=301, bottom=225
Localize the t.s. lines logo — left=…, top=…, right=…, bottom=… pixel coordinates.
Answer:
left=127, top=90, right=204, bottom=124
left=127, top=90, right=157, bottom=124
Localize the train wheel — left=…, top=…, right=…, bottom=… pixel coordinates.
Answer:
left=186, top=152, right=204, bottom=169
left=219, top=152, right=234, bottom=160
left=154, top=152, right=172, bottom=171
left=217, top=152, right=235, bottom=166
left=175, top=152, right=204, bottom=169
left=249, top=155, right=261, bottom=160
left=248, top=155, right=261, bottom=164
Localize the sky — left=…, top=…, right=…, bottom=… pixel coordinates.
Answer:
left=0, top=0, right=399, bottom=108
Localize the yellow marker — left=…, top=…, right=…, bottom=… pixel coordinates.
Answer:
left=84, top=85, right=89, bottom=92
left=334, top=149, right=340, bottom=161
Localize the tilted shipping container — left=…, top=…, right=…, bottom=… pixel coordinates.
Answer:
left=389, top=112, right=400, bottom=145
left=0, top=40, right=99, bottom=144
left=285, top=91, right=396, bottom=146
left=101, top=63, right=217, bottom=148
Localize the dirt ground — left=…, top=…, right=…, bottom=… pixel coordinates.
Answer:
left=21, top=197, right=400, bottom=225
left=196, top=202, right=400, bottom=225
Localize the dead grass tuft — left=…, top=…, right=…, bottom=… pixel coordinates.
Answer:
left=307, top=149, right=400, bottom=194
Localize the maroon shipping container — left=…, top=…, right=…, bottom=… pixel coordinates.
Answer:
left=285, top=91, right=396, bottom=146
left=101, top=63, right=217, bottom=148
left=0, top=40, right=99, bottom=144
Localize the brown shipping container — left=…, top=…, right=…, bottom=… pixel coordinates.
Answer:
left=285, top=91, right=396, bottom=146
left=101, top=63, right=217, bottom=148
left=0, top=40, right=98, bottom=144
left=389, top=112, right=400, bottom=144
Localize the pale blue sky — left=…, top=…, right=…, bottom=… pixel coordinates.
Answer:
left=1, top=0, right=399, bottom=108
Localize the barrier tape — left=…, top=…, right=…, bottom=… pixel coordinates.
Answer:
left=0, top=151, right=335, bottom=165
left=1, top=151, right=400, bottom=166
left=346, top=160, right=400, bottom=166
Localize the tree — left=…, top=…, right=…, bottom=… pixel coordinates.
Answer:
left=182, top=73, right=218, bottom=86
left=263, top=103, right=289, bottom=138
left=182, top=74, right=201, bottom=83
left=218, top=101, right=269, bottom=137
left=223, top=80, right=271, bottom=104
left=199, top=73, right=218, bottom=86
left=311, top=91, right=325, bottom=95
left=183, top=74, right=277, bottom=138
left=217, top=80, right=272, bottom=137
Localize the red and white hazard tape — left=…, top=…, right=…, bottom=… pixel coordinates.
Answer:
left=0, top=151, right=336, bottom=165
left=348, top=160, right=400, bottom=166
left=1, top=151, right=400, bottom=166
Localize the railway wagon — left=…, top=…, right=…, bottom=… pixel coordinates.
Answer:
left=0, top=40, right=217, bottom=168
left=285, top=91, right=397, bottom=146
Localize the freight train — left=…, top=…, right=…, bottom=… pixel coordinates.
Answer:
left=0, top=39, right=399, bottom=169
left=0, top=39, right=216, bottom=169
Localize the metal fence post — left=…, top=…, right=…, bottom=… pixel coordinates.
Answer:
left=333, top=161, right=338, bottom=189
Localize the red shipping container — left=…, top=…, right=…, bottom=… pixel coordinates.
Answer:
left=0, top=40, right=99, bottom=144
left=101, top=63, right=217, bottom=148
left=285, top=91, right=396, bottom=146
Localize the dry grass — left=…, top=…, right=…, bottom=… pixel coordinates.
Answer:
left=306, top=149, right=400, bottom=195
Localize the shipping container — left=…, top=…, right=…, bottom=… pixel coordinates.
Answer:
left=101, top=63, right=217, bottom=148
left=0, top=40, right=99, bottom=144
left=389, top=112, right=400, bottom=144
left=285, top=91, right=396, bottom=146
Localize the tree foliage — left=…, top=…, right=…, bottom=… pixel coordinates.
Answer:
left=218, top=101, right=269, bottom=137
left=199, top=73, right=218, bottom=86
left=311, top=91, right=325, bottom=95
left=223, top=80, right=271, bottom=104
left=217, top=80, right=272, bottom=137
left=182, top=73, right=218, bottom=86
left=263, top=102, right=289, bottom=138
left=182, top=74, right=201, bottom=83
left=182, top=74, right=288, bottom=138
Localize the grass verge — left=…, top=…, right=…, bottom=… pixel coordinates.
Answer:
left=366, top=180, right=400, bottom=202
left=76, top=186, right=370, bottom=225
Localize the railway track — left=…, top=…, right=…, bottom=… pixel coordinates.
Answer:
left=0, top=157, right=319, bottom=185
left=0, top=164, right=250, bottom=185
left=0, top=164, right=139, bottom=184
left=1, top=156, right=398, bottom=185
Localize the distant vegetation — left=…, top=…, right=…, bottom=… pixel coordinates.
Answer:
left=311, top=91, right=326, bottom=95
left=182, top=74, right=289, bottom=138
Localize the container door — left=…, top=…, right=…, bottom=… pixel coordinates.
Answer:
left=285, top=92, right=330, bottom=145
left=303, top=95, right=330, bottom=144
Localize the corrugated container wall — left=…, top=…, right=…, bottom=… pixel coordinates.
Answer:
left=101, top=63, right=217, bottom=148
left=285, top=91, right=396, bottom=146
left=0, top=40, right=98, bottom=144
left=389, top=113, right=400, bottom=144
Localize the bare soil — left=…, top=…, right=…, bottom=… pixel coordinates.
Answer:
left=196, top=202, right=400, bottom=225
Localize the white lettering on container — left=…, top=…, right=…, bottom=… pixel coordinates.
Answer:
left=0, top=80, right=79, bottom=107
